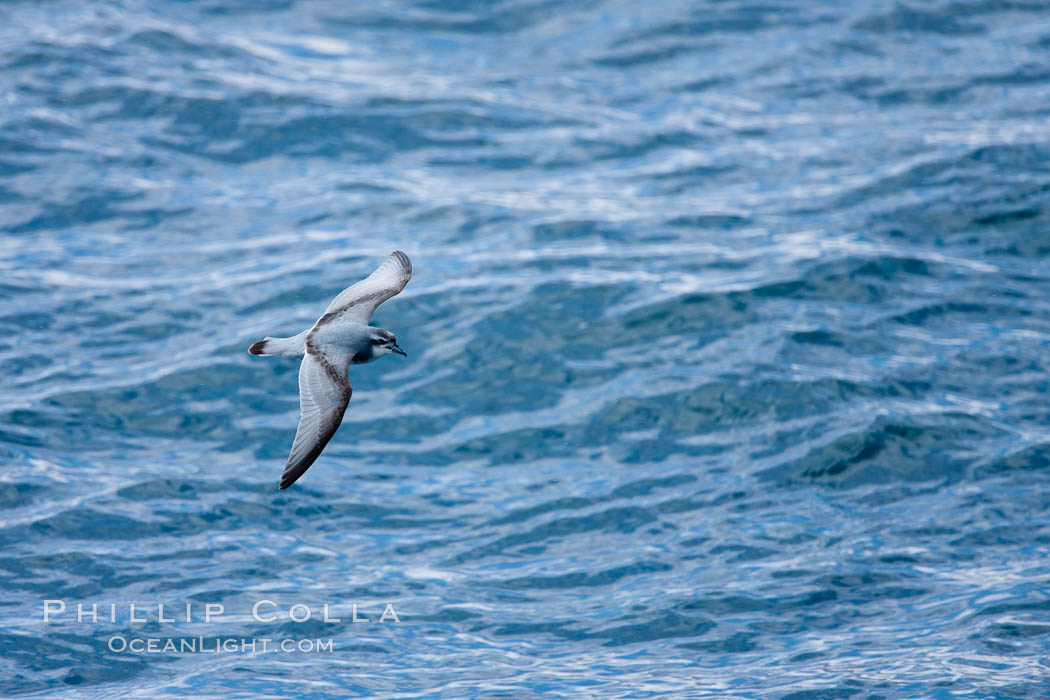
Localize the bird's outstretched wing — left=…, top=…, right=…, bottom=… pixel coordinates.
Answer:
left=321, top=250, right=412, bottom=324
left=280, top=347, right=352, bottom=490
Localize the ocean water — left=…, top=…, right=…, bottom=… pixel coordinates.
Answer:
left=3, top=0, right=1050, bottom=697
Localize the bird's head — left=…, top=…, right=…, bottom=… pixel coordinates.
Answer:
left=369, top=328, right=406, bottom=359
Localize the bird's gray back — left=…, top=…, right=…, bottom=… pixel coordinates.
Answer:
left=309, top=317, right=375, bottom=355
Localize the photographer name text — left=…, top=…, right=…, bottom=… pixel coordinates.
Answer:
left=42, top=600, right=400, bottom=624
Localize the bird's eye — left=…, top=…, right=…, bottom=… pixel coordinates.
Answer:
left=370, top=338, right=382, bottom=345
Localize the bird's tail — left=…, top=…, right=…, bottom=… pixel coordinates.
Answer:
left=248, top=329, right=309, bottom=357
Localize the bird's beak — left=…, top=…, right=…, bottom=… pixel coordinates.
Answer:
left=392, top=344, right=407, bottom=357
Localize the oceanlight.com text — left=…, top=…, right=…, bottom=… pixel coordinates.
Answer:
left=108, top=636, right=334, bottom=654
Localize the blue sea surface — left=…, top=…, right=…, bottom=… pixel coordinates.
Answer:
left=3, top=1, right=1050, bottom=697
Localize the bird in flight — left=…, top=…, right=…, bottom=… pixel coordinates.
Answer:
left=249, top=251, right=412, bottom=489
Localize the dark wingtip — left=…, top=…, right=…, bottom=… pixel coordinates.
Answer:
left=392, top=250, right=411, bottom=273
left=249, top=340, right=267, bottom=355
left=279, top=461, right=308, bottom=490
left=279, top=467, right=305, bottom=489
